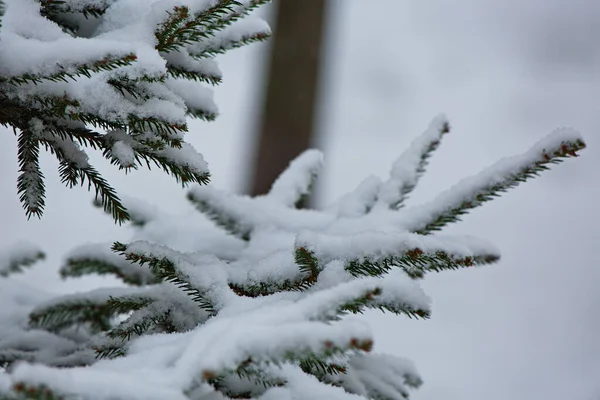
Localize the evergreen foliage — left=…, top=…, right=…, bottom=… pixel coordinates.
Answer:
left=0, top=0, right=270, bottom=223
left=0, top=114, right=585, bottom=399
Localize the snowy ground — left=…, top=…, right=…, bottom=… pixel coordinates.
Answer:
left=1, top=1, right=599, bottom=399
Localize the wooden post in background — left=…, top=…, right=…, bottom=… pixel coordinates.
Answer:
left=249, top=0, right=328, bottom=198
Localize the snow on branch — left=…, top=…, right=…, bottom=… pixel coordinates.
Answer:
left=29, top=287, right=150, bottom=334
left=39, top=0, right=112, bottom=20
left=103, top=129, right=212, bottom=187
left=61, top=243, right=160, bottom=286
left=0, top=242, right=45, bottom=277
left=188, top=16, right=271, bottom=58
left=187, top=186, right=255, bottom=239
left=0, top=113, right=586, bottom=398
left=267, top=149, right=324, bottom=209
left=297, top=231, right=500, bottom=279
left=1, top=0, right=270, bottom=221
left=335, top=353, right=422, bottom=399
left=0, top=328, right=88, bottom=369
left=295, top=274, right=431, bottom=321
left=154, top=1, right=270, bottom=54
left=112, top=241, right=228, bottom=314
left=374, top=114, right=450, bottom=211
left=329, top=115, right=448, bottom=218
left=174, top=319, right=373, bottom=391
left=16, top=129, right=46, bottom=219
left=1, top=53, right=137, bottom=86
left=163, top=50, right=223, bottom=85
left=403, top=128, right=586, bottom=234
left=92, top=194, right=161, bottom=228
left=329, top=175, right=382, bottom=218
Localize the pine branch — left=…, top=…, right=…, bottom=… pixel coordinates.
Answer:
left=112, top=242, right=217, bottom=314
left=338, top=287, right=430, bottom=319
left=267, top=149, right=323, bottom=209
left=132, top=143, right=211, bottom=185
left=207, top=0, right=270, bottom=34
left=294, top=246, right=320, bottom=287
left=29, top=291, right=150, bottom=334
left=107, top=77, right=152, bottom=101
left=191, top=30, right=270, bottom=59
left=40, top=138, right=130, bottom=223
left=16, top=130, right=46, bottom=219
left=406, top=132, right=586, bottom=234
left=345, top=247, right=499, bottom=279
left=126, top=115, right=186, bottom=146
left=202, top=337, right=372, bottom=394
left=330, top=175, right=382, bottom=217
left=92, top=343, right=127, bottom=360
left=61, top=252, right=161, bottom=286
left=91, top=194, right=159, bottom=227
left=39, top=0, right=111, bottom=19
left=1, top=54, right=137, bottom=86
left=105, top=309, right=173, bottom=342
left=29, top=300, right=114, bottom=334
left=0, top=244, right=45, bottom=277
left=43, top=124, right=105, bottom=151
left=299, top=356, right=348, bottom=377
left=1, top=0, right=269, bottom=222
left=186, top=106, right=217, bottom=122
left=227, top=246, right=321, bottom=298
left=207, top=359, right=287, bottom=397
left=166, top=64, right=222, bottom=85
left=375, top=115, right=450, bottom=210
left=106, top=295, right=155, bottom=315
left=338, top=354, right=422, bottom=399
left=155, top=1, right=269, bottom=54
left=187, top=188, right=251, bottom=240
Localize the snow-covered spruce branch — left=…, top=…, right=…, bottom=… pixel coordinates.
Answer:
left=155, top=1, right=269, bottom=54
left=189, top=25, right=270, bottom=59
left=296, top=231, right=501, bottom=280
left=164, top=54, right=223, bottom=85
left=267, top=149, right=323, bottom=209
left=228, top=247, right=319, bottom=298
left=0, top=53, right=137, bottom=86
left=102, top=129, right=212, bottom=185
left=373, top=114, right=450, bottom=211
left=0, top=0, right=270, bottom=222
left=0, top=116, right=585, bottom=399
left=187, top=187, right=255, bottom=239
left=39, top=0, right=112, bottom=21
left=403, top=129, right=586, bottom=234
left=0, top=242, right=44, bottom=277
left=187, top=150, right=325, bottom=239
left=15, top=129, right=46, bottom=219
left=112, top=241, right=223, bottom=314
left=330, top=354, right=423, bottom=399
left=29, top=287, right=152, bottom=334
left=61, top=243, right=160, bottom=286
left=91, top=194, right=162, bottom=227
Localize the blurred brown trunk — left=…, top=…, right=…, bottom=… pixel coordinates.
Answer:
left=249, top=0, right=327, bottom=197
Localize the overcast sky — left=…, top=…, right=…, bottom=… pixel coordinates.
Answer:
left=1, top=1, right=599, bottom=399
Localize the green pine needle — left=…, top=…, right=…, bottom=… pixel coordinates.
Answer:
left=112, top=242, right=216, bottom=313
left=411, top=137, right=586, bottom=234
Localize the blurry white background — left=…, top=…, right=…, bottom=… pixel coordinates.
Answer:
left=1, top=1, right=599, bottom=399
